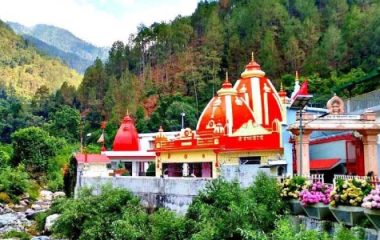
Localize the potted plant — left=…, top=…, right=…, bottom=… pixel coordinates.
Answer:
left=114, top=163, right=127, bottom=176
left=280, top=176, right=308, bottom=215
left=299, top=181, right=333, bottom=220
left=329, top=178, right=373, bottom=226
left=362, top=185, right=380, bottom=230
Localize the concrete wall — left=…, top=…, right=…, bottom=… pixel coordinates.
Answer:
left=80, top=176, right=209, bottom=214
left=78, top=166, right=272, bottom=214
left=310, top=140, right=346, bottom=161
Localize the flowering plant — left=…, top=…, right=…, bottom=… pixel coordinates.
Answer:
left=330, top=178, right=373, bottom=207
left=362, top=185, right=380, bottom=209
left=280, top=176, right=308, bottom=200
left=299, top=181, right=332, bottom=206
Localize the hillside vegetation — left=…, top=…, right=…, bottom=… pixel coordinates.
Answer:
left=0, top=20, right=82, bottom=98
left=8, top=22, right=109, bottom=73
left=74, top=0, right=380, bottom=134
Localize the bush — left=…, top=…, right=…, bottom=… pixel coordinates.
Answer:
left=186, top=172, right=284, bottom=239
left=0, top=165, right=30, bottom=202
left=1, top=230, right=31, bottom=240
left=52, top=186, right=142, bottom=240
left=0, top=192, right=11, bottom=203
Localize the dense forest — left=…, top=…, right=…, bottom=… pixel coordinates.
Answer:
left=73, top=0, right=380, bottom=136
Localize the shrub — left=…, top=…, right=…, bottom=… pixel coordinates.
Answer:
left=280, top=176, right=308, bottom=200
left=362, top=185, right=380, bottom=209
left=1, top=230, right=31, bottom=240
left=330, top=178, right=373, bottom=207
left=52, top=186, right=142, bottom=240
left=299, top=181, right=332, bottom=206
left=0, top=192, right=11, bottom=203
left=0, top=165, right=30, bottom=202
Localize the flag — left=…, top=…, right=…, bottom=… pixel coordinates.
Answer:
left=97, top=132, right=105, bottom=143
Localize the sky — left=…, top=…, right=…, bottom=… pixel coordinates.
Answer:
left=0, top=0, right=199, bottom=47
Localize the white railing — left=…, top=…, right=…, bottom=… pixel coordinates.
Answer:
left=333, top=174, right=380, bottom=187
left=277, top=174, right=324, bottom=184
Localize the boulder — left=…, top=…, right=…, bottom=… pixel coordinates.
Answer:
left=40, top=190, right=53, bottom=202
left=44, top=214, right=60, bottom=232
left=53, top=191, right=66, bottom=199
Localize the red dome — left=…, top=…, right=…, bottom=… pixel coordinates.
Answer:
left=197, top=78, right=259, bottom=136
left=113, top=114, right=140, bottom=151
left=234, top=57, right=283, bottom=129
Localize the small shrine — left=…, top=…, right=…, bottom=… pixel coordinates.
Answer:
left=153, top=54, right=285, bottom=178
left=101, top=113, right=155, bottom=176
left=288, top=93, right=380, bottom=176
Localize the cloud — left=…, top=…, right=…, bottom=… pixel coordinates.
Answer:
left=0, top=0, right=199, bottom=46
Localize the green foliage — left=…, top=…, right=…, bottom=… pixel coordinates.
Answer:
left=149, top=209, right=187, bottom=240
left=49, top=105, right=80, bottom=142
left=0, top=165, right=29, bottom=202
left=52, top=186, right=142, bottom=240
left=11, top=126, right=62, bottom=176
left=1, top=230, right=31, bottom=240
left=0, top=20, right=81, bottom=98
left=187, top=172, right=284, bottom=239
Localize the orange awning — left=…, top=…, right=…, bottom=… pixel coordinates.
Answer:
left=310, top=158, right=341, bottom=171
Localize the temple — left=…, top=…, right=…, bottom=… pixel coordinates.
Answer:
left=153, top=55, right=285, bottom=178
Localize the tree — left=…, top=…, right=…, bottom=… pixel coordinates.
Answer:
left=11, top=127, right=61, bottom=176
left=49, top=105, right=80, bottom=142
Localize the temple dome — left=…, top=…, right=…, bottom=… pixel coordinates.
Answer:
left=234, top=55, right=283, bottom=129
left=113, top=113, right=140, bottom=151
left=196, top=76, right=258, bottom=136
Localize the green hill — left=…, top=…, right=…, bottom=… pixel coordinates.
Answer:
left=8, top=22, right=109, bottom=73
left=0, top=20, right=82, bottom=98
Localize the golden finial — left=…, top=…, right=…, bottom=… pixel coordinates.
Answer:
left=280, top=82, right=284, bottom=91
left=225, top=71, right=229, bottom=82
left=126, top=109, right=129, bottom=116
left=251, top=51, right=254, bottom=62
left=295, top=71, right=299, bottom=81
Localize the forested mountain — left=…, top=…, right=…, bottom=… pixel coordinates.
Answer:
left=8, top=22, right=109, bottom=73
left=0, top=20, right=82, bottom=98
left=75, top=0, right=380, bottom=134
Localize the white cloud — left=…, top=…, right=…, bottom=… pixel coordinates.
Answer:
left=0, top=0, right=199, bottom=46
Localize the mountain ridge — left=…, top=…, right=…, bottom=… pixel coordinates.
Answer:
left=0, top=19, right=82, bottom=98
left=7, top=22, right=109, bottom=73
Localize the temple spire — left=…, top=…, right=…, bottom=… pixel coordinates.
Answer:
left=295, top=71, right=299, bottom=81
left=251, top=51, right=254, bottom=62
left=225, top=71, right=229, bottom=82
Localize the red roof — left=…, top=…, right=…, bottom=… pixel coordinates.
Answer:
left=113, top=114, right=140, bottom=151
left=310, top=158, right=341, bottom=171
left=75, top=153, right=110, bottom=164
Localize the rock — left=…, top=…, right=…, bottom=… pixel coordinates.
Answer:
left=40, top=190, right=53, bottom=201
left=44, top=214, right=60, bottom=232
left=19, top=200, right=28, bottom=206
left=53, top=191, right=66, bottom=199
left=0, top=213, right=18, bottom=225
left=31, top=236, right=50, bottom=240
left=32, top=204, right=42, bottom=211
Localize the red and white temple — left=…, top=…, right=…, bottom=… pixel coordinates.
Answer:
left=153, top=55, right=285, bottom=178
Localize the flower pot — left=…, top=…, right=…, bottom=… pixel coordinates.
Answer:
left=364, top=208, right=380, bottom=230
left=329, top=205, right=365, bottom=226
left=302, top=203, right=333, bottom=220
left=288, top=199, right=305, bottom=215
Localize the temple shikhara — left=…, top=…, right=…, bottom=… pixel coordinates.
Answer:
left=76, top=52, right=380, bottom=181
left=153, top=55, right=284, bottom=177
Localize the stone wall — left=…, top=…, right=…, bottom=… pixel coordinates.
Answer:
left=80, top=176, right=210, bottom=214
